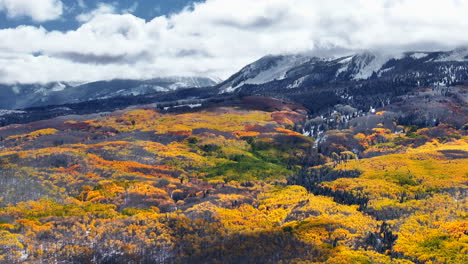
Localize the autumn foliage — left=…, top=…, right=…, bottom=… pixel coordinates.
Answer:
left=0, top=105, right=466, bottom=263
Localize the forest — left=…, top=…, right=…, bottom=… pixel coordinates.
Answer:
left=0, top=94, right=466, bottom=264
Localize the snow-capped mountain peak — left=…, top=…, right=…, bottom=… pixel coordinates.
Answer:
left=219, top=54, right=314, bottom=93
left=0, top=77, right=220, bottom=110
left=219, top=50, right=406, bottom=93
left=217, top=48, right=468, bottom=96
left=435, top=47, right=468, bottom=62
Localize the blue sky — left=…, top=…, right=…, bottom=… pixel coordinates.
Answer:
left=0, top=0, right=466, bottom=84
left=0, top=0, right=202, bottom=31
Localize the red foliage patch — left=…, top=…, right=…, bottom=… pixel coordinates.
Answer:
left=168, top=130, right=192, bottom=136
left=244, top=124, right=273, bottom=133
left=241, top=96, right=308, bottom=114
left=65, top=121, right=91, bottom=130
left=272, top=111, right=306, bottom=125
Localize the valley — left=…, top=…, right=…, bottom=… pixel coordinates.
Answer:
left=0, top=49, right=467, bottom=263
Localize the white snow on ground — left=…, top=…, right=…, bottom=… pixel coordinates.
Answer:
left=12, top=86, right=20, bottom=94
left=378, top=66, right=395, bottom=77
left=287, top=75, right=308, bottom=89
left=221, top=48, right=465, bottom=91
left=34, top=87, right=48, bottom=95
left=338, top=56, right=353, bottom=64
left=411, top=53, right=428, bottom=59
left=208, top=76, right=223, bottom=84
left=222, top=86, right=238, bottom=93
left=246, top=56, right=307, bottom=84
left=51, top=82, right=67, bottom=92
left=336, top=63, right=349, bottom=77
left=163, top=76, right=219, bottom=90
left=435, top=48, right=468, bottom=62
left=0, top=109, right=26, bottom=116
left=221, top=50, right=418, bottom=91
left=353, top=53, right=391, bottom=80
left=164, top=104, right=202, bottom=110
left=221, top=55, right=312, bottom=93
left=352, top=51, right=405, bottom=80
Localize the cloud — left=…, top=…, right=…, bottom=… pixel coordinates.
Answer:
left=0, top=0, right=468, bottom=84
left=76, top=2, right=116, bottom=23
left=76, top=2, right=140, bottom=23
left=0, top=0, right=63, bottom=22
left=76, top=0, right=86, bottom=9
left=54, top=51, right=151, bottom=65
left=123, top=2, right=138, bottom=14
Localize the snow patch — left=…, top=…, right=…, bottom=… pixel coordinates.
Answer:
left=353, top=53, right=392, bottom=80
left=287, top=76, right=308, bottom=89
left=51, top=107, right=71, bottom=111
left=223, top=86, right=237, bottom=93
left=12, top=86, right=20, bottom=94
left=0, top=109, right=26, bottom=116
left=151, top=86, right=170, bottom=92
left=245, top=56, right=311, bottom=85
left=51, top=82, right=66, bottom=92
left=208, top=76, right=223, bottom=84
left=34, top=87, right=48, bottom=95
left=435, top=48, right=468, bottom=62
left=378, top=66, right=395, bottom=77
left=336, top=64, right=349, bottom=77
left=220, top=55, right=312, bottom=93
left=338, top=56, right=352, bottom=64
left=164, top=104, right=202, bottom=110
left=410, top=53, right=428, bottom=59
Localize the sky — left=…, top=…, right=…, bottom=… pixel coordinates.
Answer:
left=0, top=0, right=467, bottom=84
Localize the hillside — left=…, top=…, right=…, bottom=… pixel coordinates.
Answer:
left=2, top=0, right=468, bottom=263
left=0, top=94, right=466, bottom=263
left=217, top=48, right=468, bottom=113
left=2, top=48, right=468, bottom=130
left=0, top=77, right=219, bottom=110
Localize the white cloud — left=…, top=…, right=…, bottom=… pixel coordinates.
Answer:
left=76, top=2, right=139, bottom=23
left=123, top=2, right=138, bottom=14
left=0, top=0, right=468, bottom=84
left=0, top=0, right=63, bottom=22
left=76, top=0, right=86, bottom=9
left=76, top=2, right=117, bottom=23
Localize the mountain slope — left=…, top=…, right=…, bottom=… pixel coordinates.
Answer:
left=0, top=95, right=466, bottom=263
left=1, top=48, right=467, bottom=129
left=220, top=48, right=468, bottom=92
left=218, top=48, right=468, bottom=112
left=0, top=77, right=219, bottom=110
left=0, top=48, right=467, bottom=263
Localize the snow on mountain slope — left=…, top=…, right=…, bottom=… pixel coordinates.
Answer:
left=219, top=51, right=402, bottom=93
left=410, top=52, right=429, bottom=59
left=0, top=109, right=25, bottom=116
left=0, top=77, right=220, bottom=110
left=351, top=52, right=403, bottom=80
left=165, top=76, right=221, bottom=90
left=242, top=55, right=312, bottom=85
left=435, top=47, right=468, bottom=62
left=219, top=55, right=313, bottom=93
left=218, top=48, right=468, bottom=94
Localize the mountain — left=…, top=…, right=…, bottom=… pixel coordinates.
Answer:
left=0, top=48, right=467, bottom=263
left=3, top=48, right=467, bottom=115
left=217, top=48, right=468, bottom=111
left=0, top=77, right=220, bottom=110
left=1, top=48, right=467, bottom=129
left=0, top=86, right=466, bottom=264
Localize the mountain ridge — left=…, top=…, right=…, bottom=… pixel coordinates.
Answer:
left=1, top=48, right=468, bottom=128
left=212, top=48, right=468, bottom=115
left=0, top=76, right=220, bottom=110
left=218, top=48, right=468, bottom=94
